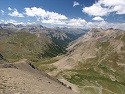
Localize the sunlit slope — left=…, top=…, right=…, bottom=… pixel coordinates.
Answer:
left=52, top=28, right=125, bottom=94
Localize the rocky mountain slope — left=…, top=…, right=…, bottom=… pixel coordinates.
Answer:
left=50, top=28, right=125, bottom=94
left=0, top=60, right=78, bottom=94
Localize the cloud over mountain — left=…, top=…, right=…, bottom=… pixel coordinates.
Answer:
left=67, top=18, right=87, bottom=27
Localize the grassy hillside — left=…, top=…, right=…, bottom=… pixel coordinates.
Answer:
left=0, top=29, right=65, bottom=63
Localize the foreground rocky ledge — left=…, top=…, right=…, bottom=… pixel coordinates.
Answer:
left=0, top=61, right=78, bottom=94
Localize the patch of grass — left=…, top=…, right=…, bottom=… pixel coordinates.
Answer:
left=40, top=58, right=59, bottom=64
left=98, top=64, right=109, bottom=72
left=97, top=41, right=110, bottom=49
left=60, top=68, right=125, bottom=94
left=62, top=69, right=101, bottom=85
left=86, top=57, right=99, bottom=64
left=38, top=65, right=57, bottom=72
left=115, top=34, right=125, bottom=42
left=33, top=57, right=58, bottom=72
left=120, top=35, right=125, bottom=42
left=30, top=58, right=39, bottom=62
left=76, top=57, right=99, bottom=70
left=80, top=87, right=99, bottom=94
left=115, top=35, right=122, bottom=40
left=33, top=57, right=59, bottom=67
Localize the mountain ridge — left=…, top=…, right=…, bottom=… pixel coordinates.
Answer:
left=49, top=28, right=125, bottom=94
left=0, top=23, right=87, bottom=48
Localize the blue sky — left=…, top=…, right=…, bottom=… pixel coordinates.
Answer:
left=0, top=0, right=125, bottom=30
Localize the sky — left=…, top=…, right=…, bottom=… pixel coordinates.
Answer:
left=0, top=0, right=125, bottom=30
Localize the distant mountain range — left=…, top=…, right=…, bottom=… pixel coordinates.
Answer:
left=0, top=23, right=88, bottom=33
left=0, top=23, right=88, bottom=48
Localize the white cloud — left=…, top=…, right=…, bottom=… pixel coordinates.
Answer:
left=100, top=0, right=125, bottom=15
left=1, top=19, right=125, bottom=31
left=85, top=21, right=125, bottom=30
left=113, top=6, right=125, bottom=14
left=41, top=17, right=87, bottom=27
left=67, top=18, right=87, bottom=27
left=47, top=11, right=67, bottom=20
left=8, top=7, right=12, bottom=11
left=24, top=7, right=67, bottom=25
left=100, top=0, right=125, bottom=6
left=42, top=17, right=87, bottom=27
left=83, top=2, right=109, bottom=16
left=82, top=0, right=125, bottom=16
left=24, top=7, right=67, bottom=20
left=92, top=16, right=104, bottom=21
left=24, top=7, right=46, bottom=17
left=73, top=1, right=79, bottom=7
left=42, top=19, right=66, bottom=25
left=0, top=20, right=4, bottom=23
left=0, top=19, right=24, bottom=25
left=27, top=22, right=36, bottom=25
left=64, top=18, right=125, bottom=30
left=8, top=8, right=24, bottom=17
left=1, top=10, right=4, bottom=15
